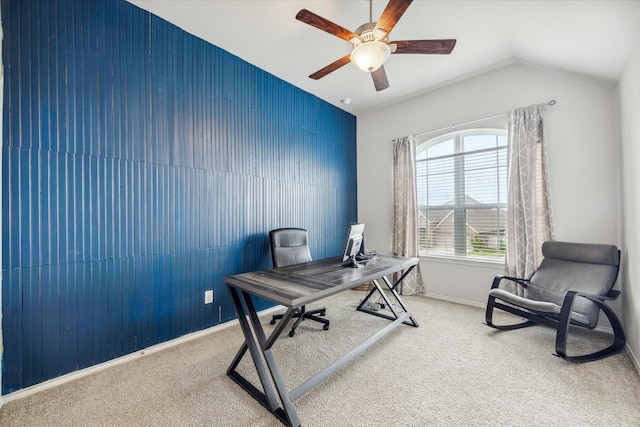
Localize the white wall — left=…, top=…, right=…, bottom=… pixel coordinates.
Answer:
left=357, top=62, right=620, bottom=307
left=618, top=41, right=640, bottom=369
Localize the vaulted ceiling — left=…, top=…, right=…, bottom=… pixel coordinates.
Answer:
left=128, top=0, right=640, bottom=115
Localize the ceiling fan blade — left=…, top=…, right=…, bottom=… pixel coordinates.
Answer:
left=309, top=54, right=352, bottom=80
left=374, top=0, right=413, bottom=36
left=371, top=66, right=390, bottom=91
left=296, top=9, right=360, bottom=42
left=391, top=39, right=457, bottom=54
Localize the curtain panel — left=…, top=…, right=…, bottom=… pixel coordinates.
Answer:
left=393, top=135, right=426, bottom=295
left=505, top=103, right=554, bottom=290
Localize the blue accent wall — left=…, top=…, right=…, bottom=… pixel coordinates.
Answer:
left=1, top=0, right=357, bottom=394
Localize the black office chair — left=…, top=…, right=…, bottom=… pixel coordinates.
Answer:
left=269, top=228, right=330, bottom=337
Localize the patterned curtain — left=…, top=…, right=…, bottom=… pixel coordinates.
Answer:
left=393, top=135, right=425, bottom=295
left=505, top=104, right=554, bottom=292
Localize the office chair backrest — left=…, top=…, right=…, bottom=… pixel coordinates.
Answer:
left=526, top=241, right=620, bottom=328
left=269, top=228, right=312, bottom=268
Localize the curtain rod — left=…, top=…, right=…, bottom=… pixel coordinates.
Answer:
left=414, top=99, right=556, bottom=139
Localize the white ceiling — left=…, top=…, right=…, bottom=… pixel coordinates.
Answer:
left=127, top=0, right=640, bottom=116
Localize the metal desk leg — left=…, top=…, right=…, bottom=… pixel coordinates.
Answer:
left=381, top=274, right=419, bottom=327
left=356, top=265, right=419, bottom=327
left=226, top=285, right=301, bottom=427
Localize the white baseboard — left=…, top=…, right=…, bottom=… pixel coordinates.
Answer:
left=422, top=292, right=485, bottom=309
left=626, top=343, right=640, bottom=374
left=424, top=293, right=640, bottom=376
left=2, top=300, right=637, bottom=409
left=0, top=306, right=282, bottom=407
left=427, top=292, right=618, bottom=334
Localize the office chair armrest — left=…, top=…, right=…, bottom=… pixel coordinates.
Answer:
left=562, top=289, right=620, bottom=305
left=490, top=275, right=530, bottom=290
left=604, top=289, right=621, bottom=300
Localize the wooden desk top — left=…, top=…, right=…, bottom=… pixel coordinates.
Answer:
left=224, top=255, right=419, bottom=308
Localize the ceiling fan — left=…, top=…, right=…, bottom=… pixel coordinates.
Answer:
left=296, top=0, right=456, bottom=92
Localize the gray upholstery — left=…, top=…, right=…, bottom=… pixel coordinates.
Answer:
left=489, top=241, right=619, bottom=327
left=525, top=241, right=618, bottom=327
left=489, top=288, right=591, bottom=325
left=270, top=228, right=312, bottom=267
left=485, top=240, right=625, bottom=362
left=540, top=240, right=619, bottom=265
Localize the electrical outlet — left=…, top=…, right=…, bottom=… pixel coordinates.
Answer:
left=204, top=290, right=214, bottom=304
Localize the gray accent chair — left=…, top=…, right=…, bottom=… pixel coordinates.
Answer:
left=269, top=228, right=330, bottom=337
left=485, top=241, right=625, bottom=362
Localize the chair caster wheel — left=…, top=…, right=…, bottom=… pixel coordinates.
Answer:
left=323, top=325, right=329, bottom=330
left=320, top=310, right=326, bottom=316
left=270, top=319, right=276, bottom=325
left=289, top=330, right=295, bottom=337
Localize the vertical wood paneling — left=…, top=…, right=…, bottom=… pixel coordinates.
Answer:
left=1, top=0, right=357, bottom=394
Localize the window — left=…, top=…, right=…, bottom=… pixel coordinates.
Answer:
left=416, top=129, right=507, bottom=260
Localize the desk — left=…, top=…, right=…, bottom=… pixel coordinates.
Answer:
left=225, top=255, right=419, bottom=427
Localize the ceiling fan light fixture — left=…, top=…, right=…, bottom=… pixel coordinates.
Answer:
left=296, top=0, right=456, bottom=90
left=350, top=41, right=391, bottom=72
left=373, top=28, right=388, bottom=41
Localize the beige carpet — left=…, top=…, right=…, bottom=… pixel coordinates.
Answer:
left=1, top=290, right=639, bottom=426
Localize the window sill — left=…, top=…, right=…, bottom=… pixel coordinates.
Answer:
left=419, top=254, right=504, bottom=269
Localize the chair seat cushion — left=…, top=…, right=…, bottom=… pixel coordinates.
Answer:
left=489, top=288, right=591, bottom=326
